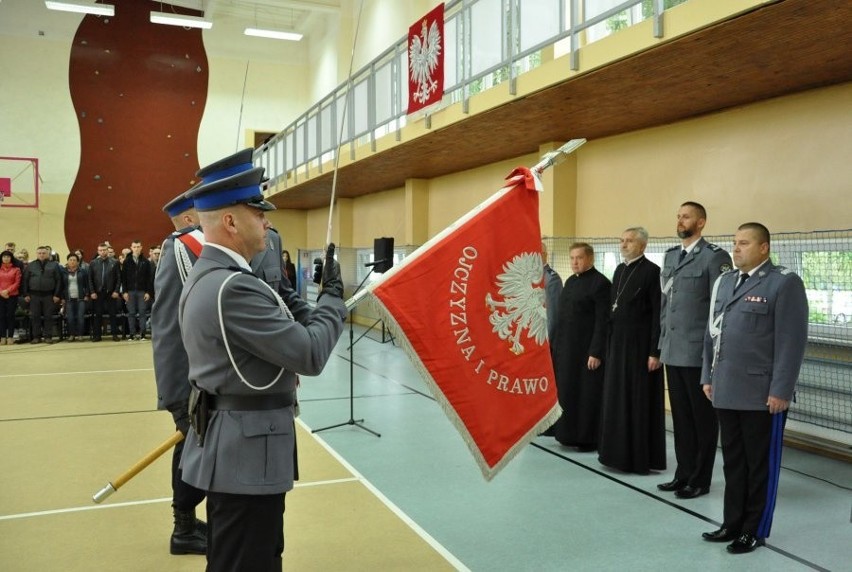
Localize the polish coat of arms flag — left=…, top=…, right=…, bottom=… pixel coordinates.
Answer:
left=407, top=3, right=444, bottom=115
left=360, top=166, right=561, bottom=480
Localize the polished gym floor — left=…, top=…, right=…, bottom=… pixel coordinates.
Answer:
left=0, top=325, right=849, bottom=571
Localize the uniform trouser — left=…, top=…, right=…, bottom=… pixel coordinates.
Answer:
left=65, top=299, right=86, bottom=336
left=666, top=365, right=719, bottom=488
left=717, top=408, right=786, bottom=538
left=171, top=438, right=205, bottom=511
left=0, top=296, right=17, bottom=338
left=125, top=291, right=147, bottom=336
left=92, top=293, right=118, bottom=338
left=206, top=490, right=286, bottom=572
left=29, top=294, right=55, bottom=339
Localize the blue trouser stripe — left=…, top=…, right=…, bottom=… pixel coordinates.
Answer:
left=757, top=412, right=786, bottom=538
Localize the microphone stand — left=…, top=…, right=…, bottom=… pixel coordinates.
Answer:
left=312, top=267, right=381, bottom=437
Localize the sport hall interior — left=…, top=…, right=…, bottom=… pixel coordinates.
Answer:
left=1, top=0, right=850, bottom=570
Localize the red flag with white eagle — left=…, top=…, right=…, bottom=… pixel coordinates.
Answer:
left=407, top=3, right=444, bottom=114
left=355, top=165, right=566, bottom=480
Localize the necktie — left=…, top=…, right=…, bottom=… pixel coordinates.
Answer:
left=678, top=249, right=687, bottom=263
left=733, top=272, right=749, bottom=293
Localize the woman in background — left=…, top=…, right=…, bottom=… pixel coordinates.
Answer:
left=282, top=250, right=297, bottom=289
left=62, top=252, right=91, bottom=341
left=0, top=250, right=22, bottom=345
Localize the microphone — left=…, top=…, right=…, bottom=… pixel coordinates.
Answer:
left=364, top=259, right=389, bottom=268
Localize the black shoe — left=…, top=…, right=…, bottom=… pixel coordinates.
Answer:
left=675, top=485, right=709, bottom=499
left=657, top=478, right=686, bottom=492
left=170, top=508, right=207, bottom=555
left=112, top=335, right=120, bottom=341
left=702, top=527, right=739, bottom=542
left=727, top=533, right=764, bottom=554
left=44, top=338, right=54, bottom=345
left=539, top=426, right=555, bottom=437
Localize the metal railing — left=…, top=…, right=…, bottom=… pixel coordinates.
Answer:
left=254, top=0, right=683, bottom=191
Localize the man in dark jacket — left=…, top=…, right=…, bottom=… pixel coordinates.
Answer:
left=122, top=240, right=154, bottom=340
left=22, top=246, right=62, bottom=343
left=89, top=242, right=122, bottom=341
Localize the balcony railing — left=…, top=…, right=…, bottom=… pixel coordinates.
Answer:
left=254, top=0, right=685, bottom=193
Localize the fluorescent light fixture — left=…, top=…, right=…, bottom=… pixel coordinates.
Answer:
left=45, top=1, right=115, bottom=17
left=244, top=27, right=303, bottom=42
left=150, top=11, right=212, bottom=29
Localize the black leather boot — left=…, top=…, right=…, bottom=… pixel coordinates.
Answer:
left=170, top=508, right=207, bottom=555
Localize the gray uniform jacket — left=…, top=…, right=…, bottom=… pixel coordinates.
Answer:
left=544, top=263, right=563, bottom=343
left=151, top=227, right=201, bottom=413
left=178, top=246, right=346, bottom=495
left=659, top=238, right=731, bottom=367
left=152, top=227, right=308, bottom=412
left=700, top=261, right=809, bottom=411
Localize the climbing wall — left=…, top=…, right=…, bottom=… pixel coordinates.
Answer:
left=64, top=0, right=208, bottom=252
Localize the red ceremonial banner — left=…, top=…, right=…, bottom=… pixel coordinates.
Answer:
left=0, top=178, right=10, bottom=197
left=365, top=167, right=560, bottom=480
left=407, top=3, right=445, bottom=115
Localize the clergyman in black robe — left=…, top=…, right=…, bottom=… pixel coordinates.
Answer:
left=598, top=227, right=667, bottom=474
left=552, top=243, right=611, bottom=450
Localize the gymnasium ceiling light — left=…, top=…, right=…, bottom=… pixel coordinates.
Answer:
left=244, top=27, right=303, bottom=42
left=150, top=11, right=213, bottom=30
left=45, top=1, right=115, bottom=17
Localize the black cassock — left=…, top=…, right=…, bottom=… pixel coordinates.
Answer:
left=598, top=256, right=667, bottom=474
left=553, top=267, right=611, bottom=448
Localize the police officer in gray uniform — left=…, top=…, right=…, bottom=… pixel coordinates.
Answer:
left=700, top=222, right=808, bottom=554
left=152, top=149, right=306, bottom=556
left=178, top=166, right=346, bottom=571
left=658, top=202, right=732, bottom=498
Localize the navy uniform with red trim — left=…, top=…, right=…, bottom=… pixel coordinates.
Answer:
left=700, top=252, right=808, bottom=552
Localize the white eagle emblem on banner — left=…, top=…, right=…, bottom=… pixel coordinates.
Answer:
left=485, top=253, right=549, bottom=355
left=409, top=17, right=442, bottom=105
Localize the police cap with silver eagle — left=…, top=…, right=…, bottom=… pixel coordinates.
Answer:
left=185, top=166, right=276, bottom=212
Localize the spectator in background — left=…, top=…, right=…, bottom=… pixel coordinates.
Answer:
left=22, top=246, right=62, bottom=344
left=4, top=242, right=24, bottom=272
left=74, top=248, right=90, bottom=273
left=0, top=250, right=22, bottom=345
left=62, top=253, right=91, bottom=342
left=89, top=242, right=122, bottom=342
left=122, top=240, right=153, bottom=340
left=282, top=250, right=297, bottom=288
left=16, top=248, right=29, bottom=267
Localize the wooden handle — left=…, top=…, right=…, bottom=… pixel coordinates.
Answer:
left=113, top=430, right=185, bottom=489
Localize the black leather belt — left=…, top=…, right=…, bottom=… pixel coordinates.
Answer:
left=208, top=391, right=295, bottom=411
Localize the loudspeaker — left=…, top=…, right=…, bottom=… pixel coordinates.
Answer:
left=373, top=237, right=394, bottom=273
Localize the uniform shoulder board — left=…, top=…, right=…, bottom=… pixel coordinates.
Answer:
left=720, top=265, right=736, bottom=274
left=774, top=265, right=792, bottom=275
left=665, top=245, right=680, bottom=252
left=706, top=242, right=722, bottom=251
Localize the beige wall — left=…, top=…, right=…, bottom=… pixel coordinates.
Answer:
left=575, top=82, right=852, bottom=238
